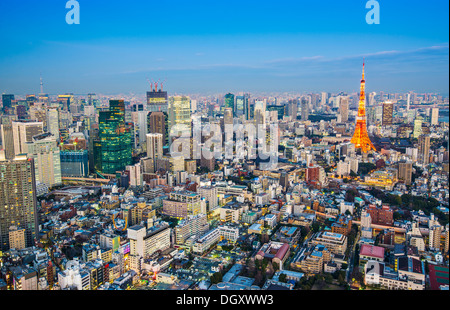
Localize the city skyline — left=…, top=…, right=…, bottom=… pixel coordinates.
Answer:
left=0, top=0, right=449, bottom=95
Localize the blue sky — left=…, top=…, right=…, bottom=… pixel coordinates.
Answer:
left=0, top=0, right=448, bottom=95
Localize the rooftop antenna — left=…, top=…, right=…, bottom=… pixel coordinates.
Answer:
left=161, top=79, right=166, bottom=92
left=155, top=80, right=158, bottom=92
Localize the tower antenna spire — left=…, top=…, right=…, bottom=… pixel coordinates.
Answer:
left=40, top=73, right=44, bottom=94
left=362, top=58, right=365, bottom=81
left=350, top=60, right=376, bottom=153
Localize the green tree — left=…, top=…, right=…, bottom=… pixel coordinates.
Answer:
left=210, top=272, right=223, bottom=284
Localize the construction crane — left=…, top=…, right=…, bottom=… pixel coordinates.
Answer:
left=146, top=78, right=153, bottom=91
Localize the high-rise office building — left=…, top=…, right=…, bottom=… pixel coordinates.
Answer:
left=413, top=116, right=423, bottom=138
left=418, top=135, right=430, bottom=165
left=223, top=107, right=233, bottom=135
left=147, top=86, right=168, bottom=113
left=60, top=150, right=89, bottom=178
left=288, top=99, right=298, bottom=120
left=148, top=111, right=167, bottom=145
left=339, top=98, right=349, bottom=123
left=146, top=133, right=163, bottom=161
left=11, top=120, right=44, bottom=156
left=0, top=153, right=39, bottom=251
left=94, top=100, right=133, bottom=174
left=431, top=107, right=439, bottom=126
left=168, top=96, right=191, bottom=141
left=131, top=110, right=148, bottom=146
left=398, top=161, right=412, bottom=185
left=321, top=92, right=328, bottom=106
left=47, top=107, right=60, bottom=141
left=57, top=94, right=74, bottom=112
left=2, top=94, right=15, bottom=114
left=235, top=95, right=246, bottom=117
left=382, top=101, right=394, bottom=126
left=254, top=101, right=265, bottom=126
left=224, top=93, right=235, bottom=115
left=26, top=133, right=62, bottom=188
left=0, top=124, right=15, bottom=159
left=26, top=95, right=37, bottom=106
left=301, top=99, right=309, bottom=121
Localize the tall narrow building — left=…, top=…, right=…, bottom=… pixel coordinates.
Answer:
left=148, top=111, right=167, bottom=145
left=301, top=99, right=309, bottom=121
left=382, top=101, right=394, bottom=126
left=146, top=133, right=164, bottom=161
left=0, top=153, right=39, bottom=251
left=350, top=61, right=376, bottom=153
left=46, top=107, right=60, bottom=141
left=235, top=95, right=246, bottom=118
left=0, top=124, right=15, bottom=159
left=431, top=107, right=439, bottom=126
left=224, top=93, right=235, bottom=115
left=288, top=99, right=298, bottom=121
left=339, top=97, right=349, bottom=123
left=418, top=135, right=430, bottom=165
left=1, top=94, right=15, bottom=114
left=168, top=96, right=191, bottom=142
left=26, top=132, right=62, bottom=188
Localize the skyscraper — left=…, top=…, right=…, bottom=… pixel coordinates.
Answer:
left=431, top=107, right=439, bottom=126
left=0, top=153, right=39, bottom=251
left=224, top=93, right=235, bottom=115
left=146, top=133, right=163, bottom=161
left=382, top=101, right=394, bottom=126
left=147, top=85, right=168, bottom=113
left=321, top=92, right=328, bottom=106
left=398, top=161, right=412, bottom=185
left=418, top=135, right=430, bottom=165
left=288, top=99, right=298, bottom=121
left=148, top=111, right=167, bottom=145
left=131, top=110, right=148, bottom=146
left=339, top=97, right=349, bottom=123
left=235, top=95, right=246, bottom=117
left=2, top=94, right=15, bottom=114
left=47, top=107, right=60, bottom=141
left=11, top=120, right=44, bottom=156
left=26, top=132, right=62, bottom=188
left=94, top=100, right=133, bottom=174
left=0, top=124, right=14, bottom=159
left=301, top=99, right=309, bottom=121
left=168, top=96, right=191, bottom=142
left=413, top=116, right=423, bottom=138
left=350, top=61, right=376, bottom=153
left=254, top=101, right=265, bottom=126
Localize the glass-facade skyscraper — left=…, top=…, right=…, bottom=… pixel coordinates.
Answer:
left=94, top=100, right=133, bottom=175
left=235, top=95, right=247, bottom=118
left=168, top=96, right=191, bottom=140
left=224, top=93, right=234, bottom=115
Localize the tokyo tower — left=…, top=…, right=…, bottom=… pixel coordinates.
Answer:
left=350, top=60, right=376, bottom=153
